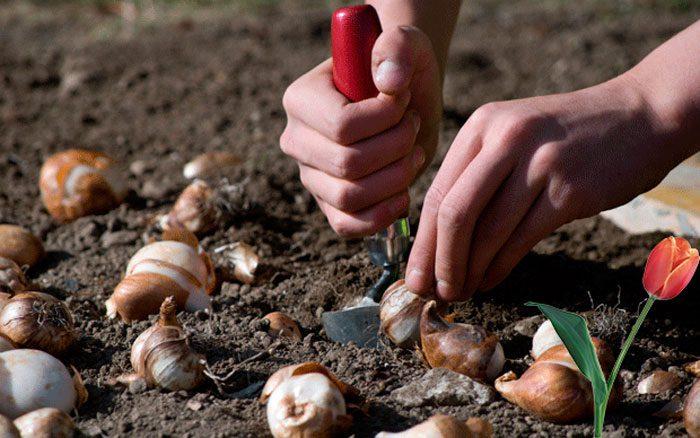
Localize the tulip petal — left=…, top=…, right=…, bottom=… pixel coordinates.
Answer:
left=658, top=250, right=699, bottom=300
left=643, top=238, right=676, bottom=295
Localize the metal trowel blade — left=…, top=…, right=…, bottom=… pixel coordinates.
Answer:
left=321, top=301, right=380, bottom=348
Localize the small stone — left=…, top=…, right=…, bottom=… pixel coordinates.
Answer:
left=82, top=425, right=104, bottom=437
left=101, top=230, right=138, bottom=248
left=128, top=378, right=148, bottom=394
left=684, top=360, right=700, bottom=378
left=391, top=367, right=497, bottom=406
left=129, top=160, right=149, bottom=176
left=186, top=399, right=203, bottom=411
left=141, top=180, right=169, bottom=199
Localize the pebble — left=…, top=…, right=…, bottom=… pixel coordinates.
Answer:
left=186, top=399, right=203, bottom=411
left=391, top=367, right=497, bottom=406
left=128, top=378, right=148, bottom=394
left=101, top=230, right=138, bottom=248
left=513, top=315, right=544, bottom=337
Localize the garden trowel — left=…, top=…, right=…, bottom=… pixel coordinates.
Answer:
left=321, top=5, right=411, bottom=348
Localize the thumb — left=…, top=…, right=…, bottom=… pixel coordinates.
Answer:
left=371, top=25, right=438, bottom=96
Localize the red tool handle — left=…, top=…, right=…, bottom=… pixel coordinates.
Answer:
left=331, top=5, right=382, bottom=102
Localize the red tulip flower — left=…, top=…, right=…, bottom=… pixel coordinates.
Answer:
left=642, top=236, right=699, bottom=300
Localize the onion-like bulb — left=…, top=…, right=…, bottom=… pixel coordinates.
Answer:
left=0, top=225, right=44, bottom=269
left=0, top=349, right=85, bottom=419
left=495, top=335, right=618, bottom=423
left=183, top=151, right=241, bottom=179
left=261, top=362, right=358, bottom=438
left=379, top=280, right=429, bottom=348
left=686, top=380, right=700, bottom=438
left=128, top=296, right=205, bottom=391
left=376, top=414, right=493, bottom=438
left=39, top=149, right=127, bottom=222
left=531, top=319, right=562, bottom=359
left=0, top=292, right=76, bottom=356
left=420, top=301, right=504, bottom=382
left=0, top=257, right=30, bottom=294
left=161, top=180, right=220, bottom=235
left=106, top=228, right=216, bottom=322
left=13, top=408, right=74, bottom=438
left=262, top=312, right=302, bottom=341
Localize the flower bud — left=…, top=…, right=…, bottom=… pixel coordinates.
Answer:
left=643, top=236, right=698, bottom=300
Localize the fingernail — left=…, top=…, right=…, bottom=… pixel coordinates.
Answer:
left=410, top=110, right=421, bottom=132
left=413, top=146, right=425, bottom=170
left=375, top=59, right=405, bottom=91
left=406, top=268, right=425, bottom=288
left=436, top=280, right=452, bottom=299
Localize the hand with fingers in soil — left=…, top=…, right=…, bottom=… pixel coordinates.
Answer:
left=280, top=3, right=700, bottom=301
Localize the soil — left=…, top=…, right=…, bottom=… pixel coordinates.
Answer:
left=1, top=0, right=699, bottom=436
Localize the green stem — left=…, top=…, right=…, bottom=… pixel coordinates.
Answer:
left=594, top=296, right=656, bottom=437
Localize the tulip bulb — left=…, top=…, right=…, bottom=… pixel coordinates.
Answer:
left=266, top=373, right=351, bottom=438
left=531, top=319, right=562, bottom=359
left=0, top=292, right=76, bottom=356
left=107, top=229, right=216, bottom=322
left=216, top=242, right=259, bottom=285
left=380, top=280, right=429, bottom=348
left=39, top=149, right=127, bottom=222
left=263, top=312, right=302, bottom=341
left=376, top=414, right=493, bottom=438
left=495, top=335, right=618, bottom=423
left=420, top=301, right=504, bottom=382
left=161, top=180, right=220, bottom=235
left=128, top=296, right=205, bottom=391
left=183, top=151, right=241, bottom=179
left=0, top=415, right=19, bottom=438
left=637, top=370, right=681, bottom=394
left=686, top=380, right=700, bottom=438
left=0, top=225, right=44, bottom=268
left=0, top=349, right=83, bottom=419
left=0, top=336, right=13, bottom=352
left=0, top=257, right=29, bottom=294
left=13, top=408, right=74, bottom=438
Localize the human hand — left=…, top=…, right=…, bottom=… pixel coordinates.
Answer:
left=406, top=75, right=686, bottom=301
left=280, top=26, right=441, bottom=237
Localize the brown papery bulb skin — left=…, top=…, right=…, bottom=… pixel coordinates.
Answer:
left=380, top=280, right=428, bottom=348
left=130, top=297, right=205, bottom=391
left=162, top=180, right=219, bottom=235
left=495, top=339, right=618, bottom=424
left=260, top=362, right=359, bottom=405
left=0, top=292, right=76, bottom=356
left=0, top=225, right=44, bottom=268
left=183, top=151, right=241, bottom=179
left=39, top=149, right=127, bottom=222
left=13, top=408, right=74, bottom=438
left=0, top=257, right=30, bottom=294
left=263, top=312, right=302, bottom=341
left=686, top=380, right=700, bottom=438
left=107, top=231, right=216, bottom=322
left=420, top=301, right=504, bottom=382
left=376, top=414, right=473, bottom=438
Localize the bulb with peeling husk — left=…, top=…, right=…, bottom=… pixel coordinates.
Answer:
left=107, top=227, right=216, bottom=322
left=0, top=292, right=76, bottom=356
left=183, top=151, right=241, bottom=179
left=0, top=349, right=86, bottom=419
left=637, top=370, right=681, bottom=394
left=217, top=242, right=259, bottom=284
left=13, top=408, right=74, bottom=438
left=39, top=149, right=127, bottom=222
left=261, top=362, right=359, bottom=437
left=124, top=296, right=205, bottom=391
left=531, top=319, right=562, bottom=360
left=495, top=330, right=620, bottom=424
left=379, top=280, right=432, bottom=348
left=0, top=257, right=30, bottom=294
left=376, top=414, right=493, bottom=438
left=420, top=301, right=504, bottom=382
left=161, top=180, right=220, bottom=235
left=686, top=380, right=700, bottom=438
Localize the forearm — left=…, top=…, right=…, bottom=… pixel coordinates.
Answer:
left=622, top=20, right=700, bottom=159
left=366, top=0, right=461, bottom=80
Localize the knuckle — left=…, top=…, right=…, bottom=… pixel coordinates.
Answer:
left=281, top=83, right=299, bottom=113
left=327, top=109, right=354, bottom=145
left=437, top=199, right=468, bottom=231
left=328, top=215, right=354, bottom=237
left=470, top=102, right=500, bottom=124
left=423, top=185, right=447, bottom=213
left=331, top=183, right=358, bottom=211
left=279, top=127, right=292, bottom=155
left=547, top=179, right=581, bottom=213
left=331, top=150, right=364, bottom=180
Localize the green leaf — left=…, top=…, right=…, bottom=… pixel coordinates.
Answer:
left=526, top=302, right=608, bottom=406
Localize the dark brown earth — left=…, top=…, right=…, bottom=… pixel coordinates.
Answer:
left=1, top=1, right=698, bottom=436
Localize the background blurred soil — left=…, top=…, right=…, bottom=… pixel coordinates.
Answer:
left=0, top=0, right=698, bottom=436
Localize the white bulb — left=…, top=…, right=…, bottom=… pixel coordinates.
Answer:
left=531, top=319, right=562, bottom=359
left=0, top=349, right=76, bottom=419
left=267, top=373, right=346, bottom=438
